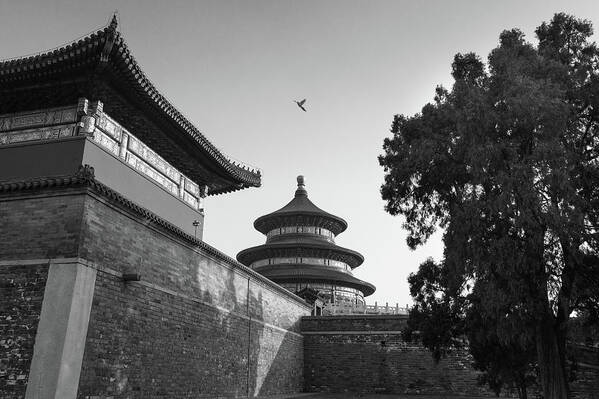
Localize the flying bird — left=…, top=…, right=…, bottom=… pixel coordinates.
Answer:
left=294, top=99, right=307, bottom=112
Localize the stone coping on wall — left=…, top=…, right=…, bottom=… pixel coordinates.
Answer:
left=301, top=314, right=408, bottom=333
left=0, top=166, right=311, bottom=310
left=302, top=314, right=408, bottom=320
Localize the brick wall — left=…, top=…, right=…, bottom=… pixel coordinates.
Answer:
left=0, top=192, right=84, bottom=261
left=0, top=192, right=83, bottom=398
left=301, top=315, right=493, bottom=396
left=0, top=263, right=49, bottom=399
left=75, top=192, right=309, bottom=398
left=567, top=345, right=599, bottom=399
left=0, top=186, right=309, bottom=398
left=302, top=315, right=599, bottom=398
left=301, top=314, right=407, bottom=333
left=2, top=186, right=597, bottom=398
left=571, top=365, right=599, bottom=399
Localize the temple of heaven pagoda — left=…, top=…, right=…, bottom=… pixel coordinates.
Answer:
left=237, top=176, right=375, bottom=305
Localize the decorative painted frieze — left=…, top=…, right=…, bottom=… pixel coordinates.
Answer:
left=127, top=136, right=180, bottom=183
left=185, top=179, right=200, bottom=196
left=96, top=113, right=123, bottom=142
left=92, top=129, right=120, bottom=156
left=0, top=100, right=203, bottom=212
left=0, top=125, right=77, bottom=145
left=0, top=106, right=77, bottom=132
left=126, top=152, right=179, bottom=196
left=183, top=192, right=199, bottom=208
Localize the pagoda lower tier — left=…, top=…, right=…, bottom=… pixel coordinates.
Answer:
left=237, top=176, right=375, bottom=305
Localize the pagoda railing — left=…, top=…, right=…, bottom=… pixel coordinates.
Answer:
left=322, top=301, right=409, bottom=316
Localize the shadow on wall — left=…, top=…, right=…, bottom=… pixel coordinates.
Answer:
left=76, top=253, right=303, bottom=398
left=71, top=187, right=308, bottom=398
left=198, top=263, right=303, bottom=398
left=252, top=310, right=303, bottom=397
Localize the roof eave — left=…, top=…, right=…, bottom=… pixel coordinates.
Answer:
left=254, top=211, right=348, bottom=235
left=0, top=20, right=262, bottom=194
left=261, top=270, right=376, bottom=297
left=236, top=242, right=364, bottom=268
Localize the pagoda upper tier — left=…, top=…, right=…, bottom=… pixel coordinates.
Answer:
left=237, top=176, right=375, bottom=304
left=0, top=15, right=260, bottom=195
left=253, top=177, right=348, bottom=236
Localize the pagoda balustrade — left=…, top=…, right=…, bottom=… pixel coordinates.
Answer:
left=323, top=301, right=410, bottom=316
left=0, top=99, right=206, bottom=212
left=279, top=282, right=365, bottom=305
left=266, top=225, right=335, bottom=242
left=250, top=257, right=350, bottom=271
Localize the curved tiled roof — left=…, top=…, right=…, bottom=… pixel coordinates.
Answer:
left=254, top=176, right=347, bottom=234
left=236, top=241, right=364, bottom=269
left=256, top=264, right=376, bottom=297
left=0, top=15, right=260, bottom=195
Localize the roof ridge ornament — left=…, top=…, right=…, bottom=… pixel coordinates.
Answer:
left=75, top=164, right=96, bottom=181
left=295, top=175, right=307, bottom=197
left=108, top=11, right=119, bottom=32
left=99, top=12, right=119, bottom=64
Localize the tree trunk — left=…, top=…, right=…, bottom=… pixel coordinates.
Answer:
left=536, top=316, right=569, bottom=399
left=518, top=382, right=528, bottom=399
left=526, top=227, right=569, bottom=399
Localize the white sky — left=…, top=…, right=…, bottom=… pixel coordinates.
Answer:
left=1, top=0, right=597, bottom=306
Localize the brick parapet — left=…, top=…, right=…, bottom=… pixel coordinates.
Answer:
left=78, top=189, right=310, bottom=321
left=301, top=314, right=407, bottom=332
left=301, top=316, right=599, bottom=398
left=0, top=167, right=310, bottom=312
left=301, top=315, right=493, bottom=396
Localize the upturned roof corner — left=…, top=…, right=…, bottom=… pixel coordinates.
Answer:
left=0, top=16, right=261, bottom=196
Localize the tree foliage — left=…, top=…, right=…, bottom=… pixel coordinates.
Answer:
left=379, top=13, right=599, bottom=399
left=403, top=257, right=537, bottom=397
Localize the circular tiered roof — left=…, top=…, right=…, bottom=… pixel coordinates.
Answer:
left=255, top=264, right=376, bottom=296
left=253, top=176, right=348, bottom=235
left=237, top=176, right=375, bottom=298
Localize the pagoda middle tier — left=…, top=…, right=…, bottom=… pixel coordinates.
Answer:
left=237, top=176, right=375, bottom=305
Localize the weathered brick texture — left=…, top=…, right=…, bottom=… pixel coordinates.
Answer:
left=0, top=193, right=84, bottom=260
left=568, top=345, right=599, bottom=399
left=301, top=314, right=406, bottom=332
left=302, top=315, right=599, bottom=398
left=76, top=193, right=309, bottom=398
left=301, top=315, right=493, bottom=396
left=570, top=365, right=599, bottom=399
left=2, top=187, right=597, bottom=398
left=0, top=263, right=49, bottom=399
left=0, top=187, right=309, bottom=398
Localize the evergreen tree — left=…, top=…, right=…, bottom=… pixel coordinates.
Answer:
left=379, top=13, right=599, bottom=399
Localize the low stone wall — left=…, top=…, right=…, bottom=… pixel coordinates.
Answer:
left=570, top=364, right=599, bottom=399
left=302, top=315, right=599, bottom=398
left=568, top=344, right=599, bottom=399
left=301, top=315, right=493, bottom=396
